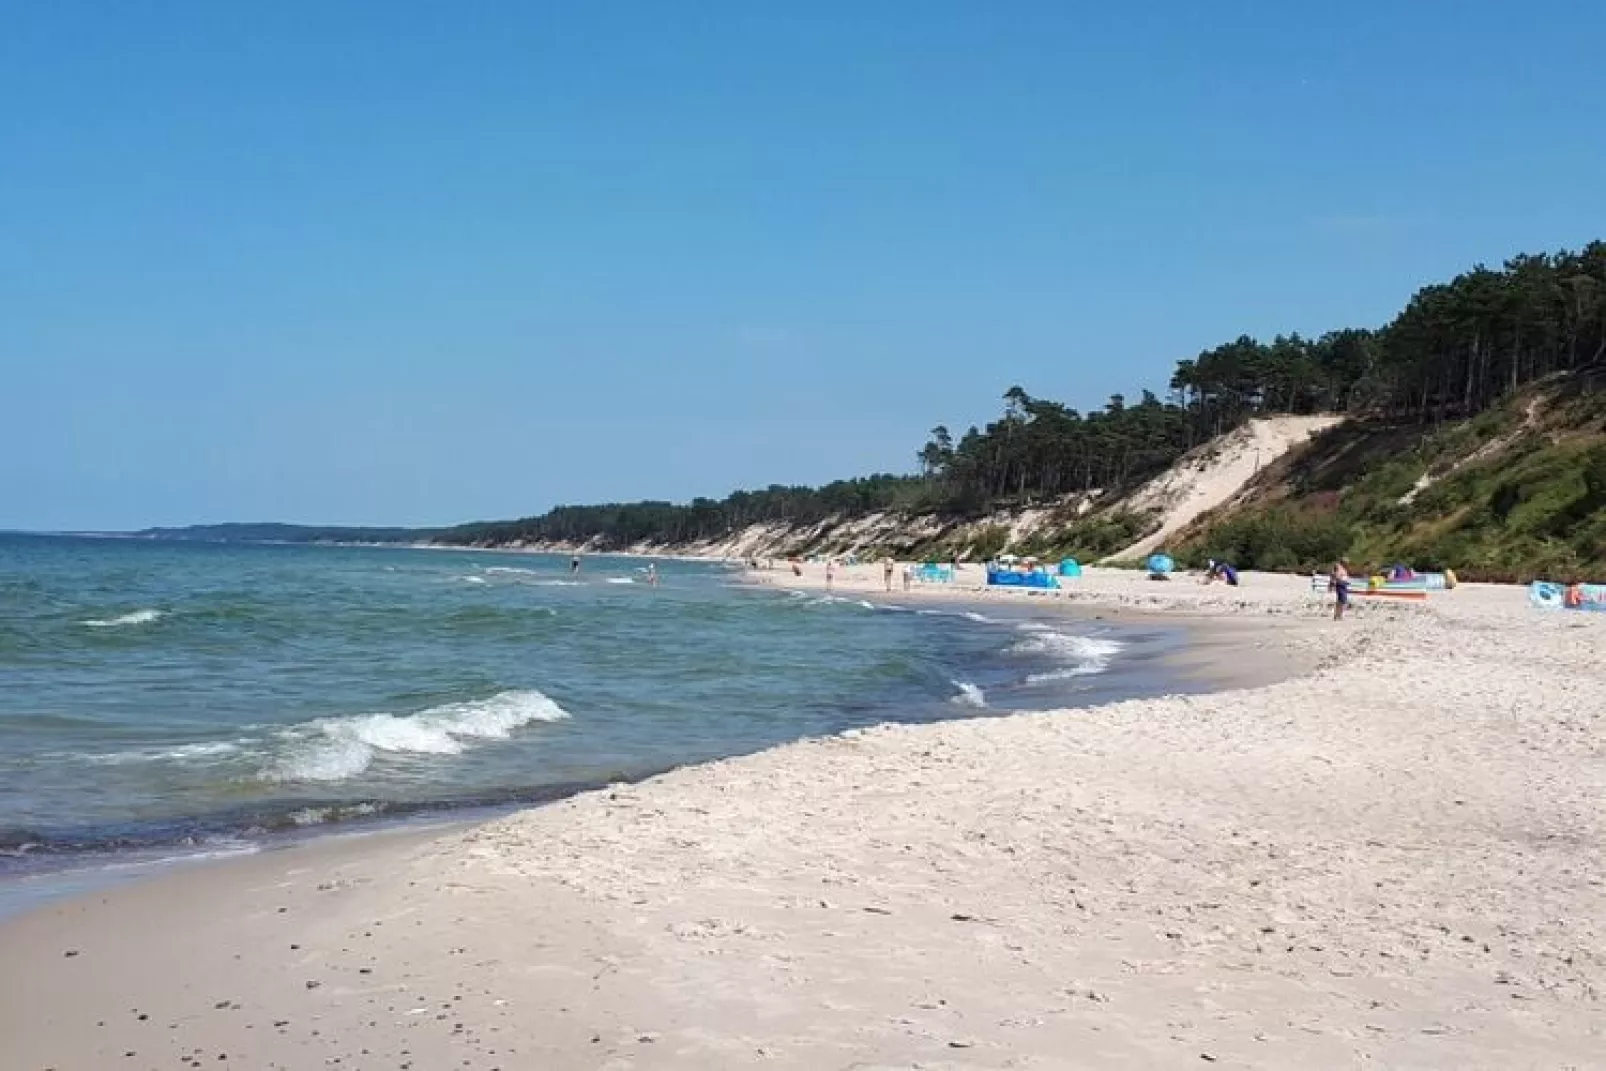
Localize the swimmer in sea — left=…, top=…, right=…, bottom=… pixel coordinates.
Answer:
left=570, top=555, right=581, bottom=576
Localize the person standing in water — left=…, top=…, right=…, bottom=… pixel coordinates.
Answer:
left=1330, top=559, right=1351, bottom=621
left=570, top=554, right=581, bottom=576
left=647, top=562, right=659, bottom=588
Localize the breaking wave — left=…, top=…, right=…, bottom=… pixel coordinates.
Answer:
left=949, top=680, right=987, bottom=708
left=84, top=741, right=242, bottom=766
left=81, top=609, right=162, bottom=628
left=264, top=689, right=571, bottom=783
left=1011, top=624, right=1123, bottom=681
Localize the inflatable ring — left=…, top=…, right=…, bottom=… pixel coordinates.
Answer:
left=1529, top=581, right=1564, bottom=609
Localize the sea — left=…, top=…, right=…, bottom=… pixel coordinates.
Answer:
left=0, top=533, right=1192, bottom=911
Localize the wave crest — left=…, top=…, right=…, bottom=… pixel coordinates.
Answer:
left=82, top=609, right=162, bottom=628
left=264, top=689, right=571, bottom=783
left=949, top=680, right=987, bottom=708
left=1011, top=626, right=1123, bottom=681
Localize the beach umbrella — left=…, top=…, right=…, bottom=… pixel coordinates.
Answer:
left=1147, top=553, right=1175, bottom=575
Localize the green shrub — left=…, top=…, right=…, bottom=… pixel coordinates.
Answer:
left=1189, top=509, right=1355, bottom=572
left=967, top=524, right=1010, bottom=560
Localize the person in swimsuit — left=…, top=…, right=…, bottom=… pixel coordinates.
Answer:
left=1331, top=559, right=1351, bottom=621
left=825, top=559, right=836, bottom=592
left=570, top=555, right=581, bottom=576
left=882, top=557, right=895, bottom=592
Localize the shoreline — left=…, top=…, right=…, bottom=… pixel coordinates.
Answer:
left=745, top=559, right=1331, bottom=691
left=0, top=572, right=1221, bottom=914
left=3, top=569, right=1602, bottom=1067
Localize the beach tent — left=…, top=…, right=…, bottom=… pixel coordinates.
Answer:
left=987, top=566, right=1059, bottom=590
left=1058, top=558, right=1082, bottom=578
left=1146, top=553, right=1175, bottom=576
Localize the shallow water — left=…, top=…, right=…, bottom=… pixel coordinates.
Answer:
left=0, top=534, right=1188, bottom=877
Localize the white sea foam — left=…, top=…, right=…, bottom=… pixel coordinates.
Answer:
left=531, top=580, right=584, bottom=587
left=961, top=611, right=995, bottom=624
left=459, top=575, right=487, bottom=584
left=605, top=577, right=636, bottom=585
left=950, top=680, right=987, bottom=708
left=264, top=689, right=571, bottom=783
left=1011, top=627, right=1124, bottom=680
left=289, top=802, right=384, bottom=827
left=809, top=594, right=873, bottom=608
left=1024, top=665, right=1102, bottom=684
left=82, top=609, right=162, bottom=628
left=84, top=740, right=243, bottom=765
left=484, top=566, right=538, bottom=576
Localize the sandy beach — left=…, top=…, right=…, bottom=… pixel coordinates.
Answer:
left=3, top=564, right=1603, bottom=1069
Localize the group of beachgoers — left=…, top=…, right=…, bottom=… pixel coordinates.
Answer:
left=779, top=551, right=1369, bottom=624
left=815, top=555, right=960, bottom=593
left=1204, top=556, right=1356, bottom=622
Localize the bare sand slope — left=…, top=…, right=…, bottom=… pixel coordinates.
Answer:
left=2, top=574, right=1602, bottom=1069
left=1105, top=415, right=1343, bottom=563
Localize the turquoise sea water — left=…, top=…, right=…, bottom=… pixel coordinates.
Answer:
left=0, top=533, right=1186, bottom=877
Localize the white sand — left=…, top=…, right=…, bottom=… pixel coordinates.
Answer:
left=3, top=566, right=1602, bottom=1068
left=1107, top=414, right=1343, bottom=562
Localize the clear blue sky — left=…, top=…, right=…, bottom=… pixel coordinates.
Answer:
left=3, top=2, right=1602, bottom=530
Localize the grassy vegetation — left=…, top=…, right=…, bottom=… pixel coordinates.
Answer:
left=1180, top=381, right=1606, bottom=582
left=1010, top=511, right=1154, bottom=562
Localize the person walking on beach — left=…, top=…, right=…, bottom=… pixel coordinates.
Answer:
left=882, top=556, right=895, bottom=592
left=1330, top=559, right=1351, bottom=621
left=902, top=563, right=913, bottom=592
left=825, top=559, right=836, bottom=592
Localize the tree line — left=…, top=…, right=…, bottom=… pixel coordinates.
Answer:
left=439, top=241, right=1605, bottom=550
